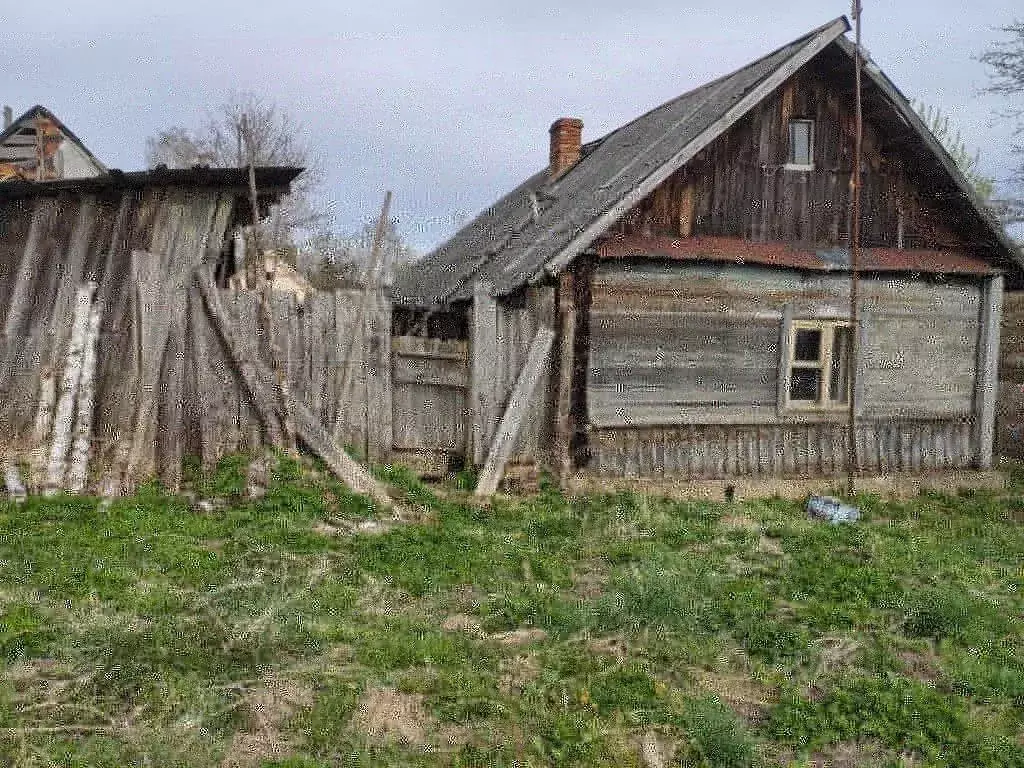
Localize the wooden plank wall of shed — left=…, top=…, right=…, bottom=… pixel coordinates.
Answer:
left=610, top=61, right=967, bottom=250
left=0, top=187, right=238, bottom=492
left=998, top=291, right=1024, bottom=460
left=586, top=261, right=984, bottom=477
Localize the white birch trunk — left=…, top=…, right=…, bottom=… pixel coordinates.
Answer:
left=4, top=462, right=27, bottom=503
left=67, top=300, right=103, bottom=494
left=44, top=283, right=96, bottom=495
left=29, top=370, right=57, bottom=483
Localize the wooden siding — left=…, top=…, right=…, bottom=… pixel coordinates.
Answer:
left=611, top=60, right=966, bottom=250
left=998, top=291, right=1024, bottom=460
left=586, top=261, right=983, bottom=476
left=590, top=419, right=976, bottom=478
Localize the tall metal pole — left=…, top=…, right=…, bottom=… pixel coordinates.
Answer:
left=846, top=1, right=864, bottom=497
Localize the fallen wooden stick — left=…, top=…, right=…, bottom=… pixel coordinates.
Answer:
left=4, top=462, right=27, bottom=503
left=194, top=268, right=402, bottom=514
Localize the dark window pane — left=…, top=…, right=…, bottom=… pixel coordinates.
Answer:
left=788, top=120, right=813, bottom=165
left=789, top=368, right=821, bottom=402
left=794, top=329, right=822, bottom=362
left=830, top=326, right=852, bottom=403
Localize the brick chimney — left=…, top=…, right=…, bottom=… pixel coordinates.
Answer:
left=3, top=106, right=12, bottom=130
left=549, top=117, right=583, bottom=180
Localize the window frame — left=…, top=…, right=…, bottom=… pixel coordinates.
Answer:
left=783, top=319, right=852, bottom=411
left=784, top=118, right=815, bottom=171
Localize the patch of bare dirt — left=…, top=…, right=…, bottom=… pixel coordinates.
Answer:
left=442, top=613, right=486, bottom=637
left=694, top=671, right=775, bottom=726
left=639, top=730, right=677, bottom=768
left=720, top=512, right=761, bottom=532
left=220, top=676, right=314, bottom=768
left=356, top=577, right=414, bottom=619
left=756, top=535, right=783, bottom=555
left=587, top=634, right=631, bottom=663
left=351, top=686, right=432, bottom=747
left=807, top=739, right=910, bottom=767
left=898, top=649, right=943, bottom=684
left=572, top=566, right=609, bottom=599
left=490, top=628, right=548, bottom=647
left=498, top=654, right=541, bottom=696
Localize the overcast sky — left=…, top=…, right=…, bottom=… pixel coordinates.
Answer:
left=4, top=1, right=1021, bottom=251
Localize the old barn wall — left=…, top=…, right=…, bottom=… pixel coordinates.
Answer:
left=612, top=61, right=966, bottom=250
left=0, top=187, right=237, bottom=489
left=586, top=261, right=989, bottom=478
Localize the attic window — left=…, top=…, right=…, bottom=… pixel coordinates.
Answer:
left=786, top=119, right=814, bottom=170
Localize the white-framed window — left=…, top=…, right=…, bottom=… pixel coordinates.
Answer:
left=785, top=119, right=815, bottom=170
left=785, top=320, right=852, bottom=409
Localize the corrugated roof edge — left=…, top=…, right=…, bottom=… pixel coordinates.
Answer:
left=0, top=166, right=304, bottom=200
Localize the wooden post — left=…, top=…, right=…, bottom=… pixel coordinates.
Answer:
left=476, top=327, right=555, bottom=497
left=975, top=273, right=1003, bottom=469
left=471, top=280, right=499, bottom=466
left=333, top=191, right=392, bottom=447
left=364, top=290, right=393, bottom=464
left=555, top=271, right=577, bottom=485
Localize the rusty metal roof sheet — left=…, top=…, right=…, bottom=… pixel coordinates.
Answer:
left=595, top=234, right=997, bottom=276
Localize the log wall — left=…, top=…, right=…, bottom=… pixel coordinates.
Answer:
left=586, top=261, right=987, bottom=477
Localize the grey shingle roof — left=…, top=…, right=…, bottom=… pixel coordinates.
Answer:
left=393, top=17, right=851, bottom=307
left=393, top=15, right=1023, bottom=308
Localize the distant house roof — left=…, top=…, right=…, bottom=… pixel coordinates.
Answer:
left=0, top=105, right=107, bottom=180
left=394, top=17, right=1021, bottom=307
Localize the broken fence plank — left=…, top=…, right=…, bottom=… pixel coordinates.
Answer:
left=476, top=327, right=555, bottom=497
left=45, top=282, right=96, bottom=495
left=193, top=268, right=400, bottom=514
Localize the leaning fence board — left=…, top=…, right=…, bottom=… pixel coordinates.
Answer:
left=476, top=327, right=555, bottom=497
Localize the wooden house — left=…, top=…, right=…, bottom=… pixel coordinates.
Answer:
left=0, top=105, right=106, bottom=182
left=392, top=17, right=1023, bottom=491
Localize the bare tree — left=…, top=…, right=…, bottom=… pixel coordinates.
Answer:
left=978, top=21, right=1024, bottom=235
left=912, top=100, right=996, bottom=202
left=145, top=91, right=326, bottom=247
left=302, top=215, right=420, bottom=291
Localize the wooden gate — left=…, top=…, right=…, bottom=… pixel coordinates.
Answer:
left=390, top=336, right=469, bottom=472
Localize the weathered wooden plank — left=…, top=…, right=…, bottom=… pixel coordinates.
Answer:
left=476, top=327, right=556, bottom=496
left=472, top=281, right=499, bottom=466
left=974, top=274, right=1003, bottom=469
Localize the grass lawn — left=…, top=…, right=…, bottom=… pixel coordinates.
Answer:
left=1, top=454, right=1023, bottom=767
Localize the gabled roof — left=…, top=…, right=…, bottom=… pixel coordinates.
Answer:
left=394, top=16, right=1021, bottom=308
left=0, top=105, right=107, bottom=178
